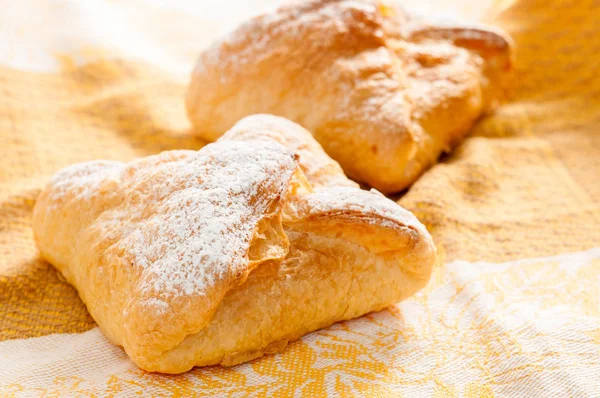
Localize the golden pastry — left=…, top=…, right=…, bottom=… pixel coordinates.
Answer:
left=186, top=0, right=514, bottom=193
left=33, top=114, right=436, bottom=373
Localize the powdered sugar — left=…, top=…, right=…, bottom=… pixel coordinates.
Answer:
left=295, top=186, right=425, bottom=232
left=142, top=297, right=170, bottom=315
left=193, top=0, right=381, bottom=80
left=47, top=160, right=123, bottom=209
left=114, top=140, right=297, bottom=301
left=45, top=141, right=298, bottom=308
left=221, top=114, right=358, bottom=189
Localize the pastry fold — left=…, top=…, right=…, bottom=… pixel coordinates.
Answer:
left=33, top=114, right=436, bottom=373
left=186, top=0, right=514, bottom=193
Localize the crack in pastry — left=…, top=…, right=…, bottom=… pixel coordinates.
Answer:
left=186, top=0, right=514, bottom=193
left=32, top=114, right=436, bottom=373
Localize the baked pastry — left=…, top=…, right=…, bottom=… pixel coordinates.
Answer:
left=186, top=0, right=514, bottom=193
left=32, top=114, right=436, bottom=373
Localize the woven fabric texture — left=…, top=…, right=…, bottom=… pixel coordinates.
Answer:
left=1, top=0, right=599, bottom=396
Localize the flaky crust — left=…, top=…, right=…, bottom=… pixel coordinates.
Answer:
left=186, top=0, right=514, bottom=193
left=33, top=115, right=436, bottom=373
left=33, top=141, right=300, bottom=367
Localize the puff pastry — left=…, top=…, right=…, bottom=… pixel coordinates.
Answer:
left=186, top=0, right=514, bottom=193
left=33, top=114, right=436, bottom=373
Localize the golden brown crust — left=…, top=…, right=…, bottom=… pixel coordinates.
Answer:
left=186, top=0, right=514, bottom=193
left=33, top=114, right=436, bottom=373
left=33, top=141, right=300, bottom=365
left=222, top=114, right=357, bottom=189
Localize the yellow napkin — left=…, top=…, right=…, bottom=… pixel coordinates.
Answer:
left=1, top=0, right=599, bottom=396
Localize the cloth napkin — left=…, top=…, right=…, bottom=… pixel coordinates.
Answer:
left=1, top=0, right=599, bottom=396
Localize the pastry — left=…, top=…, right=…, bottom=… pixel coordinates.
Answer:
left=33, top=114, right=436, bottom=373
left=186, top=0, right=514, bottom=193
